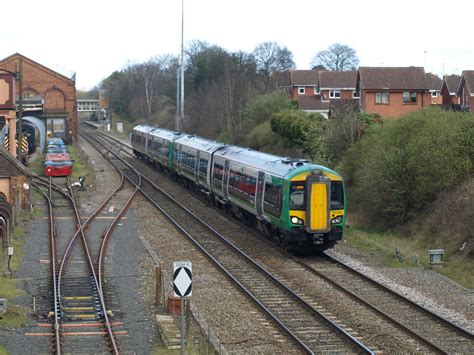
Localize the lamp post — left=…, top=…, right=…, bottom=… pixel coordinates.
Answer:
left=175, top=0, right=184, bottom=131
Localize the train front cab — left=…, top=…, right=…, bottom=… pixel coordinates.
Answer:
left=286, top=169, right=345, bottom=251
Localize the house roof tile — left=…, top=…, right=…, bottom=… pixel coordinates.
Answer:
left=359, top=66, right=427, bottom=90
left=425, top=73, right=442, bottom=91
left=443, top=74, right=461, bottom=94
left=460, top=70, right=474, bottom=94
left=319, top=70, right=357, bottom=89
left=290, top=70, right=319, bottom=85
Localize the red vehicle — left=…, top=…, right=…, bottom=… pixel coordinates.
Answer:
left=45, top=160, right=72, bottom=177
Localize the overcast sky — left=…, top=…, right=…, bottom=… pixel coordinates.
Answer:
left=2, top=0, right=473, bottom=90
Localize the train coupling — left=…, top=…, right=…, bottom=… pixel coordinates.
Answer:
left=312, top=234, right=324, bottom=245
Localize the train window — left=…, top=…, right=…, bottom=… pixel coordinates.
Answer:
left=153, top=139, right=162, bottom=151
left=228, top=168, right=256, bottom=198
left=199, top=158, right=208, bottom=177
left=263, top=175, right=282, bottom=216
left=330, top=181, right=344, bottom=210
left=181, top=151, right=196, bottom=171
left=289, top=182, right=305, bottom=210
left=213, top=163, right=224, bottom=183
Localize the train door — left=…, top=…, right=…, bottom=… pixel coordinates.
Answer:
left=223, top=160, right=230, bottom=199
left=255, top=171, right=265, bottom=218
left=305, top=174, right=330, bottom=233
left=195, top=151, right=200, bottom=182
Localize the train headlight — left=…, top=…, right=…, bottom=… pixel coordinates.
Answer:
left=331, top=216, right=343, bottom=224
left=290, top=216, right=304, bottom=225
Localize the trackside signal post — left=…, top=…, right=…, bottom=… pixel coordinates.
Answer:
left=173, top=261, right=192, bottom=354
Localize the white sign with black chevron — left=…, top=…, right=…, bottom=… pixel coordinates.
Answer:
left=173, top=261, right=192, bottom=297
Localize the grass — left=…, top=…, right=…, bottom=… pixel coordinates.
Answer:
left=342, top=223, right=474, bottom=289
left=0, top=302, right=27, bottom=328
left=0, top=210, right=30, bottom=330
left=0, top=344, right=8, bottom=355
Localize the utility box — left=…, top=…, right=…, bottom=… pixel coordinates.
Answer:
left=429, top=249, right=445, bottom=264
left=0, top=298, right=7, bottom=318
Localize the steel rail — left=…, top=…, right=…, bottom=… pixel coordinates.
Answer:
left=80, top=130, right=374, bottom=354
left=46, top=174, right=123, bottom=354
left=294, top=257, right=448, bottom=354
left=65, top=177, right=120, bottom=354
left=324, top=254, right=474, bottom=338
left=32, top=181, right=62, bottom=354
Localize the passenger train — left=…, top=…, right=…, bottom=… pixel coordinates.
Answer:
left=131, top=125, right=345, bottom=252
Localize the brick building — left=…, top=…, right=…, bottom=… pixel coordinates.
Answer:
left=457, top=70, right=474, bottom=113
left=0, top=53, right=77, bottom=145
left=358, top=67, right=430, bottom=117
left=441, top=74, right=461, bottom=106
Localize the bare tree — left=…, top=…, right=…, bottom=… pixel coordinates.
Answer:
left=311, top=43, right=359, bottom=71
left=253, top=41, right=295, bottom=93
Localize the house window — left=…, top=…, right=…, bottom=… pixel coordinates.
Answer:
left=431, top=91, right=439, bottom=98
left=329, top=90, right=341, bottom=99
left=314, top=86, right=320, bottom=95
left=403, top=91, right=417, bottom=104
left=353, top=90, right=360, bottom=99
left=375, top=92, right=390, bottom=104
left=298, top=86, right=305, bottom=95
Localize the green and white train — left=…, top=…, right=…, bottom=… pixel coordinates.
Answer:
left=131, top=124, right=345, bottom=252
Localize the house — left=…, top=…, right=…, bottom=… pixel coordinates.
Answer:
left=457, top=70, right=474, bottom=113
left=0, top=53, right=77, bottom=145
left=289, top=70, right=320, bottom=100
left=441, top=74, right=461, bottom=107
left=425, top=73, right=443, bottom=105
left=287, top=70, right=358, bottom=117
left=318, top=70, right=358, bottom=102
left=358, top=67, right=430, bottom=117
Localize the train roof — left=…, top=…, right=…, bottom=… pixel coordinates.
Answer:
left=214, top=145, right=339, bottom=178
left=133, top=125, right=181, bottom=141
left=133, top=124, right=157, bottom=134
left=174, top=134, right=225, bottom=153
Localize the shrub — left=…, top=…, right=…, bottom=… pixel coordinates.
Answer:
left=342, top=108, right=474, bottom=227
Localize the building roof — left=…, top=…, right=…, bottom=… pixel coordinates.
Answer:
left=459, top=70, right=474, bottom=95
left=290, top=70, right=319, bottom=85
left=319, top=70, right=357, bottom=89
left=297, top=95, right=329, bottom=111
left=425, top=73, right=442, bottom=91
left=0, top=53, right=75, bottom=85
left=359, top=66, right=427, bottom=90
left=443, top=74, right=461, bottom=94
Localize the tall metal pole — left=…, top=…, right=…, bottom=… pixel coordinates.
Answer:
left=179, top=0, right=184, bottom=131
left=176, top=59, right=180, bottom=131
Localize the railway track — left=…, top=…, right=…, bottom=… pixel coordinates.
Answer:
left=81, top=128, right=374, bottom=353
left=31, top=171, right=134, bottom=353
left=297, top=255, right=474, bottom=354
left=82, top=127, right=474, bottom=353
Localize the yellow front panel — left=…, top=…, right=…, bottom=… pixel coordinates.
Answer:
left=310, top=183, right=328, bottom=231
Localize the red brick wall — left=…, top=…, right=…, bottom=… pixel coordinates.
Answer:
left=292, top=85, right=318, bottom=99
left=0, top=54, right=77, bottom=143
left=362, top=90, right=427, bottom=117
